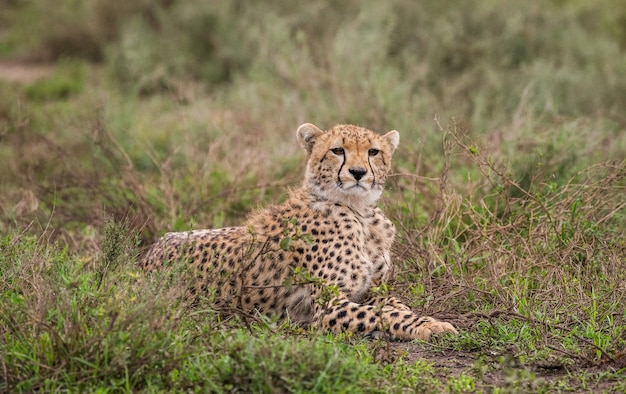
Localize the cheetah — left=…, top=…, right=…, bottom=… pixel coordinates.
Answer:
left=140, top=123, right=457, bottom=341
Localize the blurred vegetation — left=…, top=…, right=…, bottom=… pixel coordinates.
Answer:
left=0, top=0, right=625, bottom=391
left=1, top=0, right=624, bottom=237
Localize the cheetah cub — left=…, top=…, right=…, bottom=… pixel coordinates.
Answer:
left=140, top=123, right=457, bottom=341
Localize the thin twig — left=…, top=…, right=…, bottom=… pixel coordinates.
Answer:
left=546, top=345, right=596, bottom=366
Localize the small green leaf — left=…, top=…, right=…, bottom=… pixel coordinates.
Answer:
left=300, top=233, right=316, bottom=245
left=279, top=236, right=292, bottom=251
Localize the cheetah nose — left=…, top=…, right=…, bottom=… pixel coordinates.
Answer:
left=349, top=167, right=367, bottom=181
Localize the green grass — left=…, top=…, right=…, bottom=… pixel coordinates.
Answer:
left=1, top=0, right=625, bottom=392
left=0, top=223, right=444, bottom=392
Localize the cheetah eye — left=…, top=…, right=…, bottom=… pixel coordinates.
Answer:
left=331, top=147, right=345, bottom=155
left=368, top=148, right=380, bottom=157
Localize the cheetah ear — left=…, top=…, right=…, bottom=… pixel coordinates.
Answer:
left=296, top=123, right=324, bottom=154
left=383, top=130, right=400, bottom=152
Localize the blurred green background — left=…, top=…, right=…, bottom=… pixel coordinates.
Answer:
left=1, top=0, right=624, bottom=243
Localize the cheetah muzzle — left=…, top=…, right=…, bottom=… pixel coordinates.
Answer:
left=139, top=123, right=458, bottom=341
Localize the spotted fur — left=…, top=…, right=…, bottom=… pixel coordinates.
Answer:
left=139, top=123, right=457, bottom=340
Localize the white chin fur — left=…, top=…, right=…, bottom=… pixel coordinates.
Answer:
left=340, top=178, right=370, bottom=189
left=311, top=183, right=382, bottom=210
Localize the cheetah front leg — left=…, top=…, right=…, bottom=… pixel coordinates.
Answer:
left=319, top=297, right=457, bottom=341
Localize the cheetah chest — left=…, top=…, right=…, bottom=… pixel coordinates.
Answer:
left=298, top=205, right=395, bottom=303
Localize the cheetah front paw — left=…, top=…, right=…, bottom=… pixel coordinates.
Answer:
left=413, top=318, right=458, bottom=341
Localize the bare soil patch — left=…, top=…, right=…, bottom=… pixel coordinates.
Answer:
left=394, top=342, right=624, bottom=392
left=0, top=60, right=53, bottom=83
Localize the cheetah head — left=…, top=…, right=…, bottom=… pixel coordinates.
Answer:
left=297, top=123, right=400, bottom=210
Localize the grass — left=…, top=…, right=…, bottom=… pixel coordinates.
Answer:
left=1, top=0, right=626, bottom=392
left=0, top=222, right=446, bottom=392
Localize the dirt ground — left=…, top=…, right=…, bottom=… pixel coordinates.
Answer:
left=0, top=61, right=53, bottom=83
left=361, top=313, right=626, bottom=391
left=392, top=341, right=626, bottom=392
